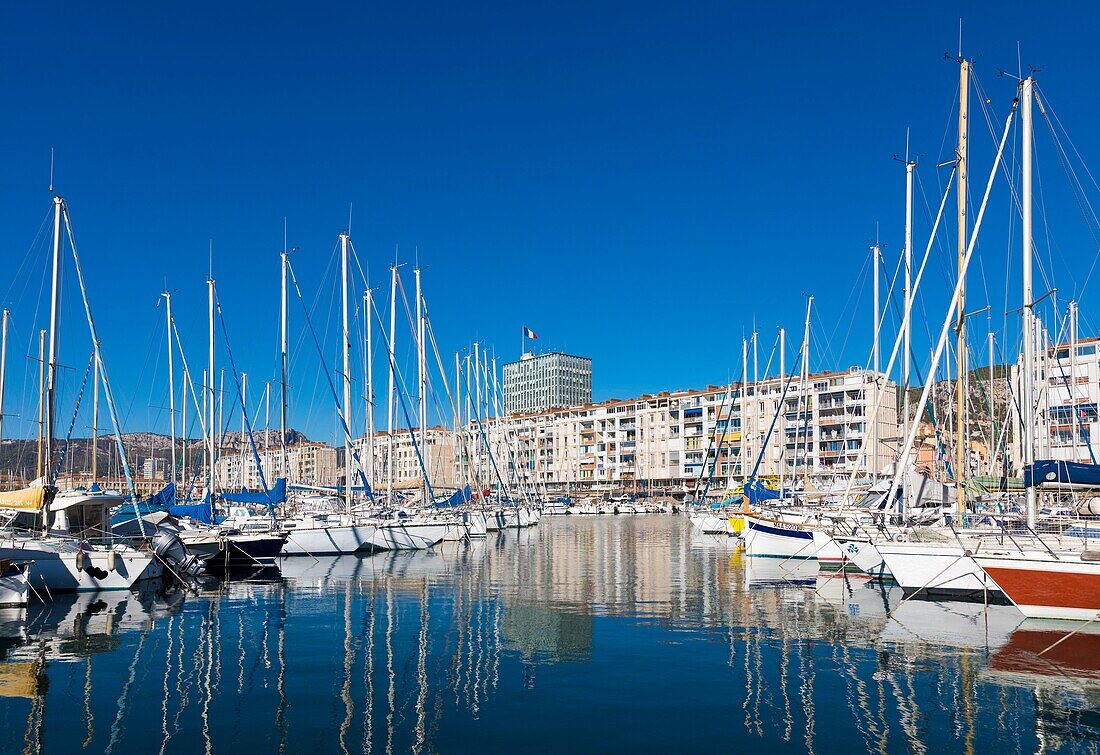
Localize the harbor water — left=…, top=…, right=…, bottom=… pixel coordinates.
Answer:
left=0, top=515, right=1097, bottom=753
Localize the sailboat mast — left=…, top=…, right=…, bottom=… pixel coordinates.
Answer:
left=387, top=265, right=397, bottom=504
left=45, top=196, right=63, bottom=485
left=164, top=291, right=177, bottom=488
left=955, top=58, right=970, bottom=517
left=415, top=268, right=427, bottom=503
left=365, top=289, right=374, bottom=485
left=340, top=233, right=353, bottom=513
left=741, top=337, right=749, bottom=487
left=800, top=296, right=813, bottom=482
left=903, top=156, right=915, bottom=449
left=0, top=309, right=7, bottom=443
left=36, top=330, right=45, bottom=480
left=280, top=249, right=289, bottom=477
left=92, top=341, right=99, bottom=482
left=1021, top=75, right=1037, bottom=528
left=871, top=242, right=881, bottom=474
left=240, top=372, right=247, bottom=489
left=207, top=278, right=216, bottom=497
left=778, top=328, right=785, bottom=491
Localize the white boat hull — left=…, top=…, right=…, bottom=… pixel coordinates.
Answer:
left=0, top=539, right=160, bottom=593
left=370, top=521, right=448, bottom=550
left=743, top=515, right=817, bottom=559
left=281, top=524, right=378, bottom=556
left=876, top=542, right=998, bottom=599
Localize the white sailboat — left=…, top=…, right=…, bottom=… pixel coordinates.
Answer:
left=0, top=196, right=160, bottom=592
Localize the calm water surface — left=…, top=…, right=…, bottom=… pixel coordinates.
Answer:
left=0, top=515, right=1097, bottom=754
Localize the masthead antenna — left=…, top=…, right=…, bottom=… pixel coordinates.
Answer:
left=49, top=148, right=55, bottom=193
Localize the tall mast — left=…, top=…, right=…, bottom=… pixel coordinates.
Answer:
left=92, top=343, right=99, bottom=482
left=180, top=366, right=186, bottom=486
left=280, top=248, right=289, bottom=478
left=987, top=331, right=995, bottom=477
left=778, top=328, right=786, bottom=491
left=741, top=337, right=749, bottom=486
left=36, top=330, right=45, bottom=480
left=340, top=233, right=353, bottom=513
left=955, top=58, right=970, bottom=517
left=163, top=291, right=177, bottom=488
left=454, top=352, right=461, bottom=487
left=240, top=372, right=247, bottom=489
left=871, top=242, right=881, bottom=474
left=1021, top=75, right=1037, bottom=528
left=415, top=268, right=427, bottom=503
left=45, top=196, right=63, bottom=486
left=903, top=155, right=915, bottom=452
left=801, top=296, right=814, bottom=481
left=387, top=265, right=397, bottom=504
left=207, top=277, right=216, bottom=498
left=0, top=309, right=7, bottom=444
left=365, top=289, right=374, bottom=485
left=1070, top=301, right=1079, bottom=459
left=474, top=341, right=482, bottom=481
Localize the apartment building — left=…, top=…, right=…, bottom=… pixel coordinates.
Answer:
left=353, top=427, right=459, bottom=490
left=215, top=442, right=338, bottom=489
left=465, top=367, right=899, bottom=492
left=1010, top=335, right=1100, bottom=467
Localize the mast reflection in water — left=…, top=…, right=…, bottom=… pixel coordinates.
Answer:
left=0, top=516, right=1096, bottom=753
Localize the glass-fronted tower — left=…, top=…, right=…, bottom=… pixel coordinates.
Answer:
left=502, top=352, right=592, bottom=415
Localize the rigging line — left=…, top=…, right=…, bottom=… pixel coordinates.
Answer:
left=1035, top=90, right=1100, bottom=298
left=51, top=350, right=95, bottom=481
left=0, top=207, right=53, bottom=310
left=1032, top=135, right=1064, bottom=300
left=284, top=259, right=374, bottom=501
left=820, top=253, right=870, bottom=364
left=367, top=276, right=438, bottom=502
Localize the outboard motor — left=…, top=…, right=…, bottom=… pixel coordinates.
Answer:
left=152, top=528, right=206, bottom=578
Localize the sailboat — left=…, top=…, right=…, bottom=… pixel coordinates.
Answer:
left=0, top=196, right=161, bottom=592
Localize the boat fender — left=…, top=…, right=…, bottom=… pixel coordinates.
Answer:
left=107, top=550, right=119, bottom=572
left=75, top=549, right=89, bottom=572
left=1082, top=550, right=1100, bottom=562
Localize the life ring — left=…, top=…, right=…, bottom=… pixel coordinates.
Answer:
left=892, top=532, right=909, bottom=543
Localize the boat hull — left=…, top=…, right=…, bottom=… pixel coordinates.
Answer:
left=743, top=515, right=816, bottom=559
left=976, top=554, right=1100, bottom=621
left=370, top=522, right=448, bottom=550
left=281, top=524, right=377, bottom=556
left=876, top=542, right=1001, bottom=601
left=0, top=539, right=160, bottom=592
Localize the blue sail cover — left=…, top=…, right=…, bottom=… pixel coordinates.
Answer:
left=1025, top=460, right=1100, bottom=489
left=220, top=478, right=287, bottom=505
left=435, top=485, right=472, bottom=508
left=169, top=492, right=215, bottom=524
left=744, top=480, right=781, bottom=504
left=111, top=482, right=177, bottom=525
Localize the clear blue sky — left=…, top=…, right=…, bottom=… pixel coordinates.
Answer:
left=2, top=1, right=1099, bottom=444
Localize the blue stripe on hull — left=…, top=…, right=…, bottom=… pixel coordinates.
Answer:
left=747, top=520, right=814, bottom=540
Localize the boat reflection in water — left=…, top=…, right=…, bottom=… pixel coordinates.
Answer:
left=0, top=515, right=1096, bottom=753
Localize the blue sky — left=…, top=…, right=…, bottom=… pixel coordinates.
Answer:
left=2, top=1, right=1099, bottom=444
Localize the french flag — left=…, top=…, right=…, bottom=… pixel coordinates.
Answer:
left=523, top=326, right=538, bottom=340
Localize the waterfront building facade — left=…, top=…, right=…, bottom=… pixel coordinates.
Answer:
left=354, top=427, right=459, bottom=491
left=214, top=442, right=338, bottom=489
left=464, top=367, right=899, bottom=493
left=1009, top=335, right=1100, bottom=469
left=502, top=352, right=592, bottom=415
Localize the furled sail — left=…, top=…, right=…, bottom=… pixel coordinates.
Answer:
left=0, top=485, right=47, bottom=511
